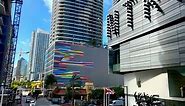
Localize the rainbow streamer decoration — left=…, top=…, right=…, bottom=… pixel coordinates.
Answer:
left=51, top=42, right=94, bottom=85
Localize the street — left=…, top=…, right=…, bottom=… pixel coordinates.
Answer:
left=17, top=97, right=60, bottom=106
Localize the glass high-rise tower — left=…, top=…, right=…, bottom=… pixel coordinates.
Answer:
left=15, top=57, right=27, bottom=81
left=50, top=0, right=103, bottom=47
left=28, top=29, right=49, bottom=81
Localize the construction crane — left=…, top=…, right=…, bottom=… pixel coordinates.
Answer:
left=18, top=49, right=29, bottom=59
left=5, top=0, right=23, bottom=85
left=11, top=0, right=23, bottom=68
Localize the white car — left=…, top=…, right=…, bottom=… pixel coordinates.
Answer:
left=25, top=96, right=31, bottom=103
left=109, top=100, right=124, bottom=106
left=15, top=95, right=21, bottom=104
left=30, top=100, right=36, bottom=106
left=15, top=95, right=21, bottom=100
left=22, top=90, right=30, bottom=96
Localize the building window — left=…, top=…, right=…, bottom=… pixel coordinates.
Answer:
left=109, top=45, right=120, bottom=73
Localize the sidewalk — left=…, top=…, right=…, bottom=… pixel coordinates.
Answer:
left=35, top=97, right=51, bottom=106
left=61, top=103, right=72, bottom=106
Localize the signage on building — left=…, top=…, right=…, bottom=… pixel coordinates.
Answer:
left=107, top=0, right=165, bottom=36
left=107, top=10, right=120, bottom=39
left=122, top=0, right=164, bottom=29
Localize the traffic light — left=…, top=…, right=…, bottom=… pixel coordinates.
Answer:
left=114, top=10, right=120, bottom=37
left=143, top=1, right=151, bottom=21
left=126, top=1, right=133, bottom=29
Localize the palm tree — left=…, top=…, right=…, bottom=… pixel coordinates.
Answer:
left=70, top=74, right=81, bottom=106
left=44, top=74, right=57, bottom=89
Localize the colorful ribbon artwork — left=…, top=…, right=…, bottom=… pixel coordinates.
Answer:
left=51, top=42, right=94, bottom=85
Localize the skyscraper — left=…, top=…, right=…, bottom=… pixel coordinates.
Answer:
left=15, top=57, right=27, bottom=81
left=0, top=0, right=12, bottom=84
left=28, top=29, right=49, bottom=81
left=50, top=0, right=103, bottom=47
left=45, top=0, right=106, bottom=86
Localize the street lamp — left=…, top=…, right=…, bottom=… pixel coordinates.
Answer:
left=0, top=83, right=5, bottom=106
left=122, top=86, right=128, bottom=106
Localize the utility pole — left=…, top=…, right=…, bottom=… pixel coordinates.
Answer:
left=41, top=73, right=45, bottom=96
left=122, top=86, right=128, bottom=106
left=18, top=49, right=29, bottom=59
left=71, top=79, right=74, bottom=106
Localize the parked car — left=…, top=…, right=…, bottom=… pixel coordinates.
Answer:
left=25, top=96, right=31, bottom=103
left=15, top=95, right=21, bottom=100
left=15, top=95, right=21, bottom=104
left=88, top=104, right=96, bottom=106
left=109, top=100, right=124, bottom=106
left=22, top=90, right=30, bottom=97
left=51, top=97, right=61, bottom=104
left=30, top=100, right=36, bottom=106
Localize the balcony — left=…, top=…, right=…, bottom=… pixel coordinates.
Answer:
left=112, top=64, right=120, bottom=73
left=0, top=1, right=5, bottom=15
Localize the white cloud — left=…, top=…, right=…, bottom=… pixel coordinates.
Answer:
left=43, top=0, right=53, bottom=13
left=20, top=39, right=30, bottom=47
left=20, top=41, right=27, bottom=45
left=43, top=18, right=51, bottom=23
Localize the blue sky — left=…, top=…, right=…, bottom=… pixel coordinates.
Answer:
left=14, top=0, right=112, bottom=66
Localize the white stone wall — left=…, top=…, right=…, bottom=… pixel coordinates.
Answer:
left=124, top=69, right=169, bottom=106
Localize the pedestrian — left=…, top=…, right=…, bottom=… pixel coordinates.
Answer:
left=180, top=85, right=185, bottom=97
left=35, top=93, right=38, bottom=100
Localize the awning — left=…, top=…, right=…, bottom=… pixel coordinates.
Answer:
left=53, top=89, right=87, bottom=96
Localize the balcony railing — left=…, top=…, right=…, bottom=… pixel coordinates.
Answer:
left=112, top=64, right=120, bottom=72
